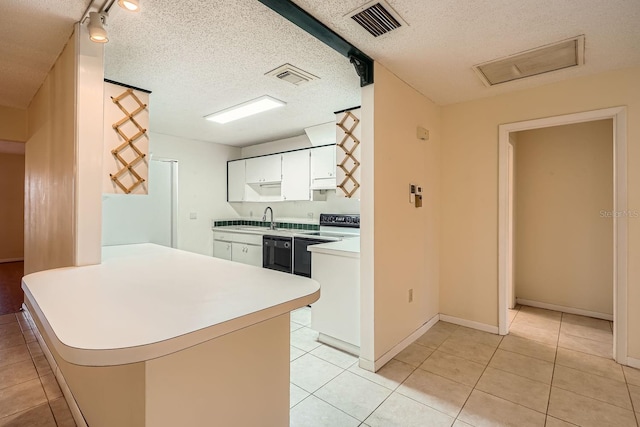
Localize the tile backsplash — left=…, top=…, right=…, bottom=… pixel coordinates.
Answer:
left=213, top=219, right=320, bottom=231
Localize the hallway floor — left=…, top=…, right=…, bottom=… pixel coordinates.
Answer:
left=0, top=261, right=24, bottom=316
left=289, top=305, right=640, bottom=426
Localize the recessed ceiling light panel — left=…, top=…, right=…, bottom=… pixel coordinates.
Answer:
left=473, top=35, right=585, bottom=86
left=204, top=96, right=286, bottom=124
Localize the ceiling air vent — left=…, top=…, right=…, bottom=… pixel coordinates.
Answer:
left=473, top=36, right=585, bottom=86
left=347, top=0, right=406, bottom=37
left=265, top=63, right=319, bottom=86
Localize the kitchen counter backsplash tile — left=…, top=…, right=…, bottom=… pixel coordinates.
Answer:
left=213, top=219, right=319, bottom=231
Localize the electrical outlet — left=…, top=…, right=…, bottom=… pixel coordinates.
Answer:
left=189, top=212, right=197, bottom=219
left=408, top=289, right=414, bottom=303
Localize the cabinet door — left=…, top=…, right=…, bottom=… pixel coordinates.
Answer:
left=245, top=155, right=282, bottom=184
left=213, top=240, right=232, bottom=260
left=282, top=150, right=310, bottom=201
left=311, top=145, right=336, bottom=180
left=231, top=243, right=262, bottom=267
left=310, top=145, right=336, bottom=189
left=227, top=160, right=245, bottom=202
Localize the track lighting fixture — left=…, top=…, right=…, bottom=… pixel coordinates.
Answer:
left=88, top=12, right=108, bottom=43
left=118, top=0, right=140, bottom=12
left=83, top=0, right=141, bottom=43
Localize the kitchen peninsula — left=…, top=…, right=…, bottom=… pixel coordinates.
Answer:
left=309, top=237, right=360, bottom=355
left=21, top=244, right=320, bottom=427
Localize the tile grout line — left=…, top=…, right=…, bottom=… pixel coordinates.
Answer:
left=353, top=325, right=458, bottom=424
left=621, top=368, right=640, bottom=427
left=0, top=313, right=56, bottom=424
left=543, top=313, right=562, bottom=426
left=452, top=334, right=504, bottom=425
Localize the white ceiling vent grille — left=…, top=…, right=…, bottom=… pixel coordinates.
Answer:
left=347, top=1, right=407, bottom=37
left=473, top=36, right=585, bottom=86
left=265, top=63, right=319, bottom=86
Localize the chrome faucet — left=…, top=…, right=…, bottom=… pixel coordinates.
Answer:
left=262, top=206, right=276, bottom=230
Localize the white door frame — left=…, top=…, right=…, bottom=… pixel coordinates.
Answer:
left=498, top=106, right=628, bottom=365
left=152, top=158, right=179, bottom=248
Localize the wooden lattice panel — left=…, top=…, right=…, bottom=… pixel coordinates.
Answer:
left=336, top=110, right=361, bottom=198
left=109, top=89, right=147, bottom=194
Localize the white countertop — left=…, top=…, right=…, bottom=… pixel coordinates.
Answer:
left=212, top=225, right=317, bottom=238
left=22, top=244, right=320, bottom=366
left=308, top=237, right=360, bottom=258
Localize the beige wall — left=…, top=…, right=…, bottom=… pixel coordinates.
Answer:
left=0, top=153, right=25, bottom=260
left=514, top=120, right=613, bottom=315
left=362, top=63, right=441, bottom=364
left=25, top=34, right=77, bottom=274
left=0, top=105, right=27, bottom=142
left=25, top=26, right=104, bottom=275
left=440, top=67, right=640, bottom=359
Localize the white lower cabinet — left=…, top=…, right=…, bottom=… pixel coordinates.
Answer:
left=231, top=242, right=262, bottom=267
left=213, top=240, right=232, bottom=260
left=213, top=231, right=262, bottom=267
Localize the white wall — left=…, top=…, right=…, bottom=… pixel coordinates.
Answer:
left=150, top=132, right=241, bottom=256
left=240, top=134, right=311, bottom=158
left=102, top=159, right=175, bottom=248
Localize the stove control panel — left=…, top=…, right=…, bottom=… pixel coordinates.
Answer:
left=319, top=213, right=360, bottom=228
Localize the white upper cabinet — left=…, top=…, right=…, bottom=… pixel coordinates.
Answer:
left=281, top=150, right=311, bottom=201
left=227, top=160, right=245, bottom=202
left=245, top=155, right=282, bottom=184
left=310, top=145, right=336, bottom=190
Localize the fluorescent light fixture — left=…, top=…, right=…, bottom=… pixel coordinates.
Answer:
left=118, top=0, right=140, bottom=12
left=205, top=96, right=286, bottom=124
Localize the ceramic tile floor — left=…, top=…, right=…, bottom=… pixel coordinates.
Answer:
left=0, top=310, right=76, bottom=426
left=289, top=306, right=640, bottom=427
left=1, top=305, right=638, bottom=426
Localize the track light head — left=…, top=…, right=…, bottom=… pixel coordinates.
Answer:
left=118, top=0, right=140, bottom=12
left=88, top=12, right=108, bottom=43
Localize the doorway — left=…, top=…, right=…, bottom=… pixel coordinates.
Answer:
left=498, top=107, right=628, bottom=365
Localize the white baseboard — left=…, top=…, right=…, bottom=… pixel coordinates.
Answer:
left=439, top=314, right=499, bottom=334
left=627, top=357, right=640, bottom=370
left=359, top=313, right=440, bottom=372
left=516, top=298, right=613, bottom=321
left=318, top=333, right=359, bottom=357
left=0, top=257, right=23, bottom=263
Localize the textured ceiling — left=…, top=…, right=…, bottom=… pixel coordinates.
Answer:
left=1, top=0, right=639, bottom=146
left=0, top=0, right=87, bottom=109
left=104, top=0, right=361, bottom=146
left=292, top=0, right=640, bottom=105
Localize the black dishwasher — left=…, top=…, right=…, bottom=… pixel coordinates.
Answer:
left=263, top=236, right=292, bottom=273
